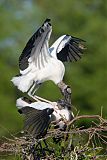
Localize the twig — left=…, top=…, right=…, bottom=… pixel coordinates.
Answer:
left=68, top=115, right=106, bottom=126
left=0, top=114, right=107, bottom=160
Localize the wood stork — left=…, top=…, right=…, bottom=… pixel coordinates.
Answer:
left=11, top=18, right=85, bottom=104
left=16, top=97, right=74, bottom=138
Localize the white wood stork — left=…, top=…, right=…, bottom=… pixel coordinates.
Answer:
left=11, top=18, right=85, bottom=104
left=16, top=97, right=73, bottom=138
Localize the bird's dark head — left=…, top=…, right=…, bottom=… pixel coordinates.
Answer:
left=57, top=99, right=74, bottom=121
left=57, top=99, right=71, bottom=110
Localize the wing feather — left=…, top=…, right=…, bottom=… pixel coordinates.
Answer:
left=19, top=19, right=52, bottom=71
left=49, top=35, right=86, bottom=62
left=19, top=106, right=54, bottom=138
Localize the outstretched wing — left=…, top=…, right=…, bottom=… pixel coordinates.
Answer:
left=49, top=35, right=86, bottom=62
left=18, top=106, right=54, bottom=138
left=19, top=19, right=52, bottom=72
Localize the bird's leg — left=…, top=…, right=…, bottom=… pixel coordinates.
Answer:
left=33, top=95, right=57, bottom=106
left=28, top=82, right=57, bottom=106
left=31, top=82, right=42, bottom=95
left=57, top=81, right=71, bottom=104
left=28, top=82, right=40, bottom=102
left=33, top=93, right=54, bottom=105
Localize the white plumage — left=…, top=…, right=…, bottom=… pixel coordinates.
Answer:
left=16, top=97, right=73, bottom=137
left=16, top=97, right=71, bottom=122
left=11, top=18, right=85, bottom=103
left=12, top=58, right=64, bottom=93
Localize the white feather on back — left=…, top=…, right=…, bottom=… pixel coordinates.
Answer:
left=16, top=98, right=53, bottom=110
left=16, top=98, right=70, bottom=122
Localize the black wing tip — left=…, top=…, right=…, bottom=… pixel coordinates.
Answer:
left=19, top=18, right=52, bottom=71
left=69, top=36, right=86, bottom=51
left=68, top=36, right=86, bottom=61
left=66, top=34, right=86, bottom=42
left=71, top=35, right=86, bottom=43
left=66, top=34, right=70, bottom=37
left=44, top=18, right=51, bottom=23
left=78, top=43, right=87, bottom=50
left=43, top=18, right=51, bottom=26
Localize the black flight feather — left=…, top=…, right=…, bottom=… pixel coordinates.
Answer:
left=19, top=19, right=51, bottom=71
left=19, top=106, right=54, bottom=138
left=57, top=35, right=86, bottom=62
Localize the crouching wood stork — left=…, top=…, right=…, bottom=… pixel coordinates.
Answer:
left=11, top=18, right=85, bottom=104
left=16, top=97, right=74, bottom=138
